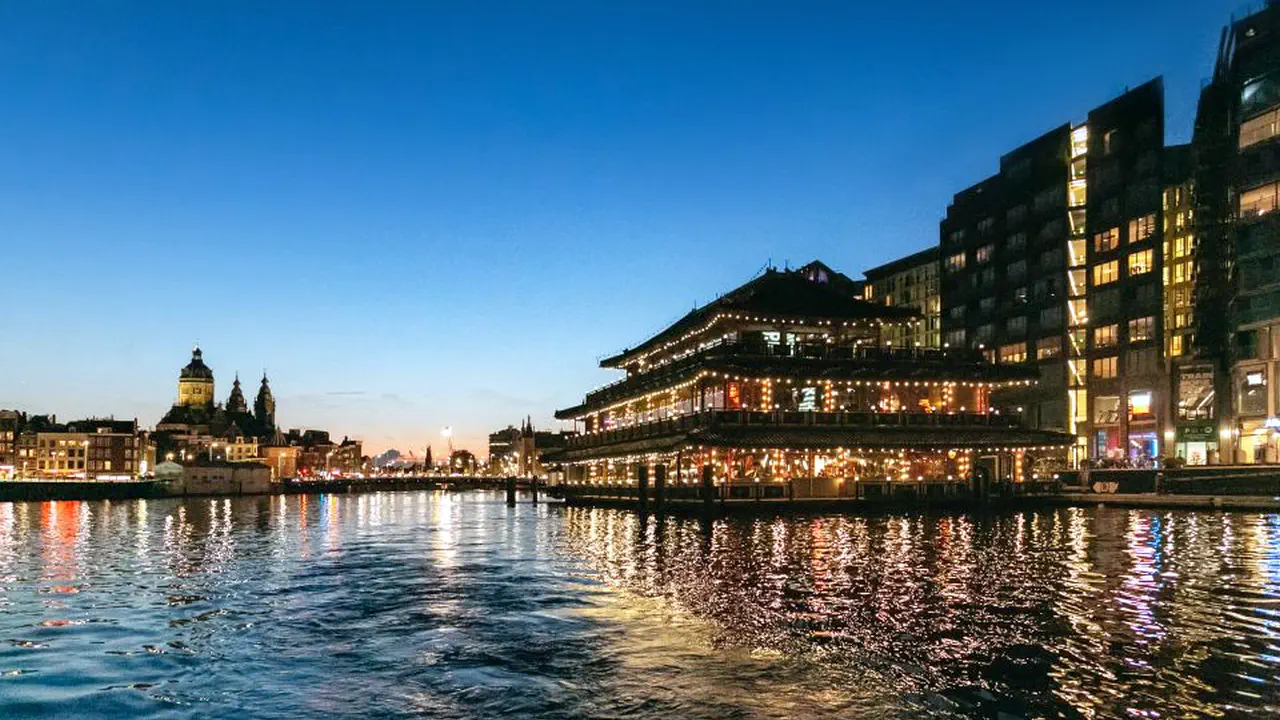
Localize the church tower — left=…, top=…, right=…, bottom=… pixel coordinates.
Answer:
left=226, top=374, right=248, bottom=413
left=177, top=346, right=215, bottom=408
left=254, top=373, right=276, bottom=431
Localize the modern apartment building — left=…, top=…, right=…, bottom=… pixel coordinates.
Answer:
left=938, top=80, right=1168, bottom=466
left=862, top=247, right=941, bottom=348
left=1194, top=4, right=1280, bottom=463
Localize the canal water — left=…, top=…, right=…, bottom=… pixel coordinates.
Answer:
left=0, top=493, right=1277, bottom=718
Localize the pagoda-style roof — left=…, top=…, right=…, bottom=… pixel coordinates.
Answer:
left=600, top=262, right=917, bottom=369
left=545, top=409, right=1073, bottom=462
left=556, top=344, right=1037, bottom=420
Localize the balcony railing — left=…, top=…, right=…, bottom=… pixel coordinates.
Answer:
left=565, top=409, right=1021, bottom=450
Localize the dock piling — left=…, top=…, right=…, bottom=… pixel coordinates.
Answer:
left=506, top=476, right=516, bottom=506
left=637, top=464, right=649, bottom=513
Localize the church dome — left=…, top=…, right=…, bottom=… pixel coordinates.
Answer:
left=180, top=346, right=214, bottom=380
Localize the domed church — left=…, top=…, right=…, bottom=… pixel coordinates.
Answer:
left=157, top=346, right=279, bottom=446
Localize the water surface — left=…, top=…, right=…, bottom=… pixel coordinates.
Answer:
left=0, top=492, right=1277, bottom=718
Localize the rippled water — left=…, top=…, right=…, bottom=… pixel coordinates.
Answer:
left=0, top=493, right=1278, bottom=718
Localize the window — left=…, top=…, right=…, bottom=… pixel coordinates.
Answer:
left=1007, top=259, right=1027, bottom=280
left=1103, top=129, right=1118, bottom=155
left=976, top=267, right=996, bottom=287
left=1094, top=227, right=1120, bottom=253
left=1006, top=205, right=1028, bottom=226
left=1128, top=249, right=1153, bottom=275
left=1093, top=356, right=1118, bottom=379
left=1068, top=298, right=1088, bottom=326
left=1093, top=260, right=1120, bottom=285
left=1240, top=107, right=1280, bottom=149
left=1092, top=288, right=1121, bottom=318
left=1006, top=316, right=1027, bottom=335
left=1094, top=324, right=1119, bottom=348
left=1037, top=336, right=1063, bottom=360
left=1013, top=286, right=1028, bottom=305
left=1128, top=316, right=1155, bottom=342
left=1128, top=214, right=1156, bottom=243
left=1240, top=370, right=1269, bottom=416
left=1240, top=182, right=1280, bottom=219
left=974, top=324, right=995, bottom=346
left=944, top=329, right=966, bottom=347
left=979, top=296, right=996, bottom=313
left=1039, top=248, right=1064, bottom=270
left=1177, top=369, right=1215, bottom=420
left=1126, top=347, right=1158, bottom=376
left=948, top=305, right=966, bottom=321
left=1128, top=391, right=1153, bottom=419
left=1068, top=268, right=1086, bottom=297
left=976, top=244, right=994, bottom=263
left=1006, top=232, right=1027, bottom=251
left=1068, top=238, right=1087, bottom=267
left=978, top=217, right=996, bottom=235
left=999, top=342, right=1027, bottom=364
left=1095, top=396, right=1121, bottom=424
left=1034, top=186, right=1064, bottom=213
left=945, top=253, right=966, bottom=272
left=1040, top=306, right=1064, bottom=329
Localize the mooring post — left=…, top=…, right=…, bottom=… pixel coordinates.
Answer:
left=654, top=464, right=666, bottom=514
left=530, top=476, right=539, bottom=504
left=701, top=464, right=714, bottom=516
left=636, top=464, right=649, bottom=513
left=506, top=476, right=517, bottom=506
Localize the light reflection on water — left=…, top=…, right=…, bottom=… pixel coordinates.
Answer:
left=0, top=493, right=1277, bottom=718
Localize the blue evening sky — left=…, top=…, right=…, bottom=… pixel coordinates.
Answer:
left=0, top=0, right=1239, bottom=454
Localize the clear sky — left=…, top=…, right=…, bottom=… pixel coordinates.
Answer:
left=0, top=0, right=1241, bottom=455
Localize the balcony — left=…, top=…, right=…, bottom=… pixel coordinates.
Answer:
left=565, top=409, right=1023, bottom=451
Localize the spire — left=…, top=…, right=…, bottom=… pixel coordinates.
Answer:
left=226, top=373, right=248, bottom=413
left=254, top=371, right=276, bottom=431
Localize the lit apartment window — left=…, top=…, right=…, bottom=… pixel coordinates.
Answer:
left=1128, top=315, right=1155, bottom=342
left=1093, top=260, right=1120, bottom=285
left=1169, top=335, right=1184, bottom=357
left=1128, top=390, right=1153, bottom=419
left=1128, top=249, right=1154, bottom=275
left=999, top=342, right=1027, bottom=364
left=976, top=244, right=994, bottom=263
left=1128, top=214, right=1156, bottom=243
left=1094, top=227, right=1120, bottom=253
left=1240, top=182, right=1280, bottom=219
left=1240, top=107, right=1280, bottom=149
left=1093, top=356, right=1118, bottom=379
left=945, top=253, right=966, bottom=272
left=1095, top=396, right=1121, bottom=424
left=1037, top=336, right=1063, bottom=360
left=1094, top=324, right=1119, bottom=348
left=1172, top=260, right=1190, bottom=284
left=1068, top=298, right=1088, bottom=326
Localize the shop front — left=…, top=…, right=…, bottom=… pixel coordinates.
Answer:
left=1174, top=422, right=1218, bottom=465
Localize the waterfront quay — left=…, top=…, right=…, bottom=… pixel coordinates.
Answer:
left=0, top=476, right=531, bottom=504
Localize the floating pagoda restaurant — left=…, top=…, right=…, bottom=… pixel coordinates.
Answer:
left=551, top=262, right=1073, bottom=507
